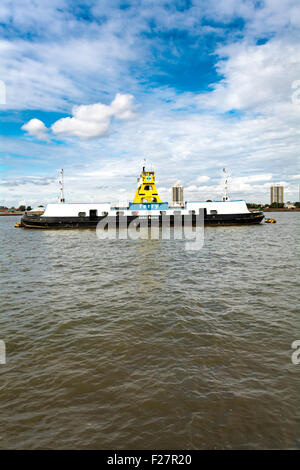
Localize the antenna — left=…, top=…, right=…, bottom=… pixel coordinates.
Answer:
left=59, top=169, right=65, bottom=203
left=222, top=168, right=229, bottom=201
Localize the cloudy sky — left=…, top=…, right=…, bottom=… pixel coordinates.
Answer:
left=0, top=0, right=300, bottom=207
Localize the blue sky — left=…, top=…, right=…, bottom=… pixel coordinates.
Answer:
left=0, top=0, right=300, bottom=206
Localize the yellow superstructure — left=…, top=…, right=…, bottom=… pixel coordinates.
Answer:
left=133, top=167, right=163, bottom=203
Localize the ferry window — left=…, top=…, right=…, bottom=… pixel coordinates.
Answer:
left=102, top=211, right=108, bottom=216
left=189, top=210, right=195, bottom=215
left=144, top=185, right=152, bottom=190
left=173, top=211, right=181, bottom=215
left=89, top=209, right=98, bottom=219
left=160, top=211, right=166, bottom=215
left=116, top=211, right=124, bottom=216
left=210, top=210, right=218, bottom=214
left=78, top=212, right=86, bottom=217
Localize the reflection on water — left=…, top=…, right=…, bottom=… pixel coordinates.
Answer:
left=0, top=213, right=299, bottom=449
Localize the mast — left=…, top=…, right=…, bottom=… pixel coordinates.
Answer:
left=222, top=168, right=229, bottom=201
left=59, top=169, right=65, bottom=203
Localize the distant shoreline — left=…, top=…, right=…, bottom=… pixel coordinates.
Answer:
left=262, top=208, right=300, bottom=212
left=0, top=212, right=24, bottom=216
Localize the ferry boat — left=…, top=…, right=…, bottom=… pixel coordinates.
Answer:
left=20, top=167, right=264, bottom=228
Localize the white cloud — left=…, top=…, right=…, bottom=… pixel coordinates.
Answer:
left=21, top=118, right=48, bottom=140
left=21, top=93, right=136, bottom=140
left=196, top=175, right=210, bottom=183
left=12, top=94, right=300, bottom=204
left=1, top=0, right=299, bottom=114
left=51, top=115, right=111, bottom=139
left=0, top=3, right=149, bottom=112
left=198, top=39, right=300, bottom=114
left=185, top=185, right=198, bottom=191
left=2, top=0, right=300, bottom=206
left=110, top=93, right=136, bottom=120
left=233, top=174, right=273, bottom=184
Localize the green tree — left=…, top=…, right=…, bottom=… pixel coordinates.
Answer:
left=246, top=203, right=261, bottom=208
left=18, top=205, right=26, bottom=211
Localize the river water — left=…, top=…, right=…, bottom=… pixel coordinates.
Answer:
left=0, top=213, right=299, bottom=449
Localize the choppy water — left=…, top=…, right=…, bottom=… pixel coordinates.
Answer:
left=0, top=213, right=299, bottom=449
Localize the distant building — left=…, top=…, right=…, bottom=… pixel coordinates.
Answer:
left=172, top=183, right=184, bottom=207
left=270, top=185, right=284, bottom=204
left=284, top=203, right=296, bottom=209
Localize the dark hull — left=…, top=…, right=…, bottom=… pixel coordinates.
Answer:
left=21, top=212, right=264, bottom=228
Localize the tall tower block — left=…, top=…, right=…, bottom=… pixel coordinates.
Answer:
left=172, top=183, right=184, bottom=206
left=270, top=185, right=284, bottom=204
